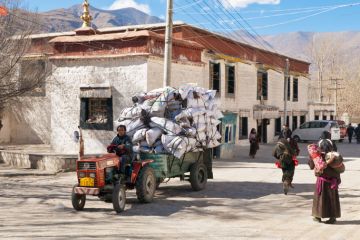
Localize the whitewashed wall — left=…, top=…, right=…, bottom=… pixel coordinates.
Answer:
left=147, top=56, right=206, bottom=90
left=0, top=96, right=51, bottom=145
left=50, top=56, right=148, bottom=154
left=0, top=112, right=11, bottom=143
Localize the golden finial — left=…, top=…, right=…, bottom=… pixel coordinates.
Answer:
left=80, top=0, right=92, bottom=28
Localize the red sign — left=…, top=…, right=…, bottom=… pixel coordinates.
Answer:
left=0, top=6, right=8, bottom=16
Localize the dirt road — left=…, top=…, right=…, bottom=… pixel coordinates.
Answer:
left=1, top=143, right=359, bottom=239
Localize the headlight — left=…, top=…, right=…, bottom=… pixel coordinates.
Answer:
left=89, top=172, right=96, bottom=178
left=78, top=172, right=85, bottom=178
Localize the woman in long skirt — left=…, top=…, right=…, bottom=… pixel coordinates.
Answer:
left=309, top=131, right=341, bottom=224
left=249, top=128, right=258, bottom=158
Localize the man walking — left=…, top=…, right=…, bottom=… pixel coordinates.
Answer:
left=278, top=124, right=292, bottom=140
left=347, top=123, right=355, bottom=143
left=355, top=123, right=360, bottom=144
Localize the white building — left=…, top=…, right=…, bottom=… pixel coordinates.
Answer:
left=0, top=21, right=311, bottom=159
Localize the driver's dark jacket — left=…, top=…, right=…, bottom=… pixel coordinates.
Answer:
left=110, top=135, right=133, bottom=156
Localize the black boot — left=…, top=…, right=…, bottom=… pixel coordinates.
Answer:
left=325, top=218, right=336, bottom=224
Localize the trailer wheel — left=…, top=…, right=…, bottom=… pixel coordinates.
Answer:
left=136, top=165, right=156, bottom=203
left=112, top=184, right=126, bottom=213
left=190, top=162, right=208, bottom=191
left=71, top=185, right=86, bottom=211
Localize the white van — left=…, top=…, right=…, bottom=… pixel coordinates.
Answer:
left=292, top=120, right=340, bottom=142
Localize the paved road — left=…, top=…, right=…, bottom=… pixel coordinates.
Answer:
left=0, top=142, right=359, bottom=239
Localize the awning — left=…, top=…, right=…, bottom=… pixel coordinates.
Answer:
left=253, top=104, right=279, bottom=119
left=79, top=84, right=112, bottom=98
left=238, top=109, right=251, bottom=117
left=292, top=110, right=308, bottom=116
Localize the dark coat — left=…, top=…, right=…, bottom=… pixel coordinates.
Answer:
left=109, top=135, right=133, bottom=156
left=278, top=128, right=292, bottom=140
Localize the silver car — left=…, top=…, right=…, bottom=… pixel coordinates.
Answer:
left=292, top=120, right=341, bottom=142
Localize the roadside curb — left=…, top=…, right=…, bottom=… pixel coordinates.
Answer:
left=0, top=171, right=58, bottom=177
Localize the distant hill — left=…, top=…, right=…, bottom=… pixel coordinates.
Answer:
left=39, top=4, right=164, bottom=32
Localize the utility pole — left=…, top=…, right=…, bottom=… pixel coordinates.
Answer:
left=283, top=59, right=290, bottom=126
left=163, top=0, right=173, bottom=87
left=327, top=78, right=344, bottom=120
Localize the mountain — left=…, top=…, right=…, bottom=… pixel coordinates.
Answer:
left=38, top=4, right=164, bottom=32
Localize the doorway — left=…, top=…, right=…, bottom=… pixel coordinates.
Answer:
left=257, top=119, right=268, bottom=143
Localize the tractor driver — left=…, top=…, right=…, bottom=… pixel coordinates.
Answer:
left=108, top=125, right=133, bottom=177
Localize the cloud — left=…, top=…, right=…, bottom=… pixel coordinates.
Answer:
left=108, top=0, right=151, bottom=14
left=221, top=0, right=281, bottom=8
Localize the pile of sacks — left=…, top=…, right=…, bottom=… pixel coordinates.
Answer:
left=114, top=85, right=223, bottom=158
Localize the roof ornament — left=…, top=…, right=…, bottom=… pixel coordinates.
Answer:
left=80, top=0, right=92, bottom=28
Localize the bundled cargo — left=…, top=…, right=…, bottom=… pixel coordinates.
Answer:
left=114, top=85, right=222, bottom=158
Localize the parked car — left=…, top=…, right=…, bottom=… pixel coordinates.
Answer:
left=292, top=120, right=341, bottom=142
left=336, top=120, right=347, bottom=141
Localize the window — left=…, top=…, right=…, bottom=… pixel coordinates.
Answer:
left=275, top=117, right=281, bottom=135
left=300, top=115, right=306, bottom=125
left=315, top=115, right=319, bottom=120
left=225, top=124, right=233, bottom=143
left=292, top=116, right=298, bottom=130
left=300, top=122, right=309, bottom=129
left=80, top=98, right=113, bottom=130
left=287, top=77, right=291, bottom=100
left=238, top=117, right=248, bottom=140
left=210, top=62, right=220, bottom=94
left=293, top=78, right=298, bottom=102
left=330, top=115, right=334, bottom=120
left=257, top=71, right=268, bottom=100
left=322, top=115, right=327, bottom=120
left=286, top=116, right=290, bottom=126
left=226, top=65, right=235, bottom=95
left=19, top=59, right=47, bottom=96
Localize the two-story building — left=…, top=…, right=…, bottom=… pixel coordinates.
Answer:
left=0, top=7, right=310, bottom=159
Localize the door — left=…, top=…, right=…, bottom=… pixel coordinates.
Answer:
left=257, top=119, right=268, bottom=143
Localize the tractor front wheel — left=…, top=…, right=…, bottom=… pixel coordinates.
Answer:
left=112, top=184, right=126, bottom=213
left=71, top=185, right=86, bottom=211
left=190, top=162, right=208, bottom=191
left=136, top=165, right=156, bottom=203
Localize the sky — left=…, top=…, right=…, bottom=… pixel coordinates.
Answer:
left=22, top=0, right=360, bottom=35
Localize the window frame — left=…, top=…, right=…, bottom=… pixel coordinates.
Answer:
left=80, top=97, right=113, bottom=130
left=293, top=77, right=298, bottom=102
left=225, top=64, right=235, bottom=97
left=257, top=70, right=268, bottom=100
left=209, top=61, right=221, bottom=95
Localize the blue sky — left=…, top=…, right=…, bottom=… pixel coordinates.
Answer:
left=23, top=0, right=360, bottom=34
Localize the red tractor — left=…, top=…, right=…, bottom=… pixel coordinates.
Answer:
left=71, top=131, right=157, bottom=213
left=72, top=153, right=156, bottom=213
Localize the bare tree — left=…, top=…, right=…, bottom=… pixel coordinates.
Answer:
left=308, top=33, right=341, bottom=103
left=0, top=0, right=51, bottom=130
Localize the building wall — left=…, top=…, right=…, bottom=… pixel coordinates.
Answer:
left=147, top=56, right=205, bottom=90
left=0, top=112, right=11, bottom=143
left=50, top=56, right=148, bottom=154
left=0, top=96, right=51, bottom=145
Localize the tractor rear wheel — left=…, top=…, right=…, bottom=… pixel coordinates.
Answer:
left=190, top=162, right=208, bottom=191
left=71, top=185, right=86, bottom=211
left=136, top=165, right=156, bottom=203
left=112, top=184, right=126, bottom=213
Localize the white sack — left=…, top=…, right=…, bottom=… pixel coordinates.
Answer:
left=146, top=128, right=163, bottom=146
left=150, top=117, right=182, bottom=134
left=132, top=128, right=148, bottom=143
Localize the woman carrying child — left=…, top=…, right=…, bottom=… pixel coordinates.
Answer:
left=308, top=131, right=341, bottom=224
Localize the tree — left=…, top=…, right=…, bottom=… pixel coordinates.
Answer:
left=0, top=0, right=51, bottom=130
